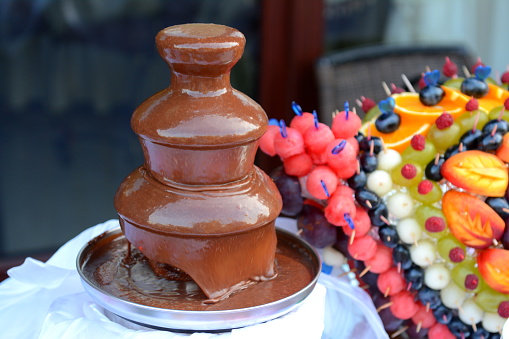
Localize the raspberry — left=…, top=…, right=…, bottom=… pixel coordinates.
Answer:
left=361, top=96, right=376, bottom=113
left=465, top=98, right=479, bottom=112
left=391, top=83, right=404, bottom=94
left=498, top=301, right=509, bottom=318
left=501, top=71, right=509, bottom=84
left=505, top=98, right=509, bottom=111
left=401, top=163, right=417, bottom=179
left=435, top=113, right=454, bottom=130
left=443, top=57, right=458, bottom=77
left=418, top=75, right=426, bottom=90
left=464, top=274, right=479, bottom=290
left=410, top=134, right=425, bottom=150
left=448, top=247, right=465, bottom=263
left=425, top=216, right=445, bottom=233
left=417, top=180, right=433, bottom=195
left=470, top=57, right=484, bottom=73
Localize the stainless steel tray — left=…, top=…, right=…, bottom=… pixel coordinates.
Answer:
left=76, top=227, right=320, bottom=331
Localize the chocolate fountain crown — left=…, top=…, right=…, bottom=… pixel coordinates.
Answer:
left=131, top=23, right=267, bottom=186
left=114, top=23, right=282, bottom=301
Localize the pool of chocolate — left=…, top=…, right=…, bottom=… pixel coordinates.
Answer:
left=79, top=228, right=319, bottom=312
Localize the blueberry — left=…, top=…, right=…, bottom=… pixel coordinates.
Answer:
left=420, top=85, right=445, bottom=106
left=461, top=77, right=489, bottom=98
left=360, top=153, right=378, bottom=173
left=418, top=286, right=441, bottom=310
left=478, top=131, right=503, bottom=151
left=485, top=197, right=509, bottom=220
left=444, top=143, right=466, bottom=159
left=482, top=119, right=509, bottom=136
left=459, top=129, right=482, bottom=149
left=347, top=170, right=367, bottom=190
left=368, top=203, right=388, bottom=227
left=447, top=316, right=472, bottom=337
left=378, top=225, right=399, bottom=248
left=404, top=265, right=424, bottom=291
left=433, top=304, right=454, bottom=324
left=359, top=136, right=383, bottom=154
left=375, top=112, right=401, bottom=133
left=355, top=188, right=380, bottom=210
left=425, top=156, right=445, bottom=181
left=393, top=244, right=412, bottom=270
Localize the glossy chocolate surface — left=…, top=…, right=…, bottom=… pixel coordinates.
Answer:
left=114, top=23, right=282, bottom=301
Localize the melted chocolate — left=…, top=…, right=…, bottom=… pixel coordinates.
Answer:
left=113, top=24, right=283, bottom=301
left=82, top=230, right=316, bottom=311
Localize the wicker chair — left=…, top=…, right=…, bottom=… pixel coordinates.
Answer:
left=315, top=44, right=475, bottom=124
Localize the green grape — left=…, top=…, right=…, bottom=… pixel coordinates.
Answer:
left=437, top=234, right=466, bottom=263
left=401, top=139, right=436, bottom=167
left=443, top=78, right=464, bottom=90
left=488, top=106, right=509, bottom=123
left=409, top=180, right=443, bottom=204
left=451, top=261, right=484, bottom=293
left=456, top=110, right=489, bottom=136
left=414, top=205, right=448, bottom=239
left=475, top=284, right=509, bottom=313
left=390, top=160, right=423, bottom=187
left=426, top=123, right=461, bottom=154
left=362, top=105, right=381, bottom=123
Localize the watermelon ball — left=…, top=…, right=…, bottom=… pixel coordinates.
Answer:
left=324, top=188, right=357, bottom=226
left=259, top=124, right=280, bottom=157
left=283, top=153, right=313, bottom=177
left=289, top=101, right=316, bottom=135
left=377, top=267, right=406, bottom=296
left=309, top=150, right=328, bottom=165
left=342, top=205, right=371, bottom=238
left=411, top=302, right=437, bottom=329
left=306, top=165, right=338, bottom=200
left=428, top=323, right=456, bottom=339
left=304, top=112, right=335, bottom=153
left=274, top=120, right=305, bottom=159
left=347, top=234, right=377, bottom=261
left=390, top=290, right=419, bottom=320
left=332, top=101, right=362, bottom=139
left=326, top=139, right=358, bottom=179
left=364, top=243, right=393, bottom=274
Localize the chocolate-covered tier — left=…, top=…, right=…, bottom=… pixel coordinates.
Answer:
left=114, top=23, right=282, bottom=301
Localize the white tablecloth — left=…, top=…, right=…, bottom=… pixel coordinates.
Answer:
left=0, top=218, right=388, bottom=339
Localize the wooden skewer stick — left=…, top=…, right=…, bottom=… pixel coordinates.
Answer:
left=401, top=74, right=416, bottom=93
left=471, top=321, right=477, bottom=333
left=390, top=325, right=409, bottom=338
left=463, top=65, right=471, bottom=78
left=382, top=81, right=391, bottom=96
left=416, top=321, right=422, bottom=333
left=376, top=301, right=393, bottom=313
left=349, top=229, right=356, bottom=245
left=359, top=265, right=371, bottom=278
left=380, top=215, right=391, bottom=225
left=384, top=286, right=391, bottom=297
left=355, top=98, right=363, bottom=108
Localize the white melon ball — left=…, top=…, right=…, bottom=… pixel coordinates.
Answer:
left=410, top=239, right=436, bottom=267
left=459, top=299, right=484, bottom=325
left=424, top=263, right=451, bottom=290
left=377, top=149, right=402, bottom=171
left=322, top=246, right=346, bottom=267
left=440, top=281, right=466, bottom=309
left=482, top=312, right=506, bottom=333
left=396, top=218, right=422, bottom=244
left=387, top=192, right=414, bottom=219
left=366, top=170, right=393, bottom=196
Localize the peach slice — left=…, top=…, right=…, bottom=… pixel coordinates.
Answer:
left=442, top=190, right=505, bottom=249
left=441, top=150, right=508, bottom=197
left=496, top=132, right=509, bottom=163
left=478, top=248, right=509, bottom=294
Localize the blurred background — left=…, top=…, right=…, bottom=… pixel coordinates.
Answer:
left=0, top=0, right=508, bottom=276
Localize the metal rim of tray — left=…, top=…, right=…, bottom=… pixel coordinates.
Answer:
left=76, top=227, right=321, bottom=332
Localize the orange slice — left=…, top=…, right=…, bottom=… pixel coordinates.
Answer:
left=360, top=118, right=430, bottom=153
left=393, top=87, right=470, bottom=124
left=477, top=83, right=509, bottom=112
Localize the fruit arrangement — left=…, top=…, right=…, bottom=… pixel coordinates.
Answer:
left=260, top=58, right=509, bottom=338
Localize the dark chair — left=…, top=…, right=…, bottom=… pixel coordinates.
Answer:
left=315, top=44, right=475, bottom=124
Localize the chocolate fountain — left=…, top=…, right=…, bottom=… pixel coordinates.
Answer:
left=77, top=23, right=320, bottom=331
